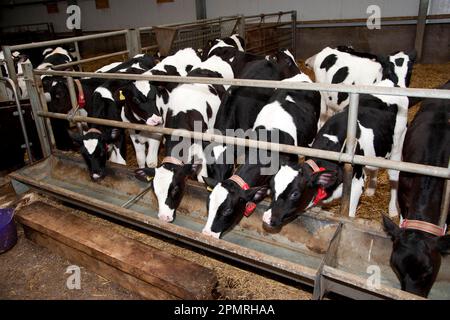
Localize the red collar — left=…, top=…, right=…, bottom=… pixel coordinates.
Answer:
left=228, top=174, right=256, bottom=217
left=305, top=159, right=328, bottom=205
left=74, top=79, right=86, bottom=109
left=400, top=219, right=447, bottom=237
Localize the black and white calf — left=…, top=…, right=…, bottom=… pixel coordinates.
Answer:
left=215, top=49, right=301, bottom=133
left=121, top=48, right=203, bottom=168
left=202, top=34, right=245, bottom=60
left=305, top=46, right=415, bottom=125
left=64, top=54, right=157, bottom=179
left=134, top=55, right=235, bottom=223
left=383, top=81, right=450, bottom=298
left=203, top=72, right=320, bottom=238
left=263, top=80, right=409, bottom=225
left=0, top=50, right=31, bottom=99
left=92, top=55, right=158, bottom=168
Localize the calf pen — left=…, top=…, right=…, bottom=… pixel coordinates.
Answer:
left=7, top=63, right=450, bottom=300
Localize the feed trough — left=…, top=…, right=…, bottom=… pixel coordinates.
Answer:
left=8, top=152, right=450, bottom=299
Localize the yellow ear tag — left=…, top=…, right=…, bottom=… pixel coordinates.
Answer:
left=146, top=176, right=154, bottom=182
left=119, top=90, right=126, bottom=101
left=206, top=186, right=213, bottom=192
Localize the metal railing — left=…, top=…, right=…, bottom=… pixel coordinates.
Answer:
left=1, top=28, right=135, bottom=90
left=22, top=65, right=450, bottom=224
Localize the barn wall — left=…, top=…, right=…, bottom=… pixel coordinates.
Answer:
left=206, top=0, right=450, bottom=20
left=296, top=23, right=450, bottom=64
left=0, top=0, right=197, bottom=33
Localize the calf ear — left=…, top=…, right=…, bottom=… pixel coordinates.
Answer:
left=382, top=215, right=400, bottom=241
left=202, top=176, right=218, bottom=191
left=68, top=130, right=83, bottom=145
left=408, top=49, right=417, bottom=63
left=309, top=170, right=337, bottom=189
left=244, top=186, right=269, bottom=203
left=435, top=235, right=450, bottom=255
left=135, top=168, right=155, bottom=183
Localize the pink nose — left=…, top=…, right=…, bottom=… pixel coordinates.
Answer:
left=202, top=228, right=221, bottom=239
left=146, top=115, right=163, bottom=126
left=158, top=213, right=174, bottom=223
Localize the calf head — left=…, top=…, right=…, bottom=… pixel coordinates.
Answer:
left=263, top=162, right=337, bottom=229
left=380, top=50, right=416, bottom=88
left=135, top=162, right=202, bottom=222
left=383, top=216, right=450, bottom=297
left=202, top=177, right=268, bottom=238
left=70, top=128, right=121, bottom=181
left=47, top=79, right=72, bottom=114
left=270, top=49, right=300, bottom=79
left=122, top=82, right=163, bottom=126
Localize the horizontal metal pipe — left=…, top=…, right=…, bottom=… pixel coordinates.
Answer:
left=141, top=45, right=159, bottom=52
left=37, top=111, right=450, bottom=179
left=246, top=21, right=292, bottom=32
left=33, top=69, right=450, bottom=99
left=52, top=50, right=129, bottom=69
left=9, top=30, right=128, bottom=51
left=244, top=11, right=294, bottom=20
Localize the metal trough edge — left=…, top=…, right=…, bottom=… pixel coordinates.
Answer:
left=7, top=154, right=429, bottom=300
left=8, top=169, right=318, bottom=287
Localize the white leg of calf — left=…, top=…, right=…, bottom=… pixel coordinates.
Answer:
left=318, top=95, right=328, bottom=129
left=364, top=167, right=378, bottom=196
left=131, top=134, right=147, bottom=168
left=348, top=176, right=365, bottom=218
left=387, top=126, right=407, bottom=217
left=146, top=136, right=162, bottom=168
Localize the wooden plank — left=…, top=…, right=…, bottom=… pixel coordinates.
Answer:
left=22, top=226, right=178, bottom=300
left=15, top=201, right=217, bottom=300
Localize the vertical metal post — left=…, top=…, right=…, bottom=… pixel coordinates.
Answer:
left=22, top=63, right=51, bottom=158
left=439, top=160, right=450, bottom=228
left=238, top=15, right=246, bottom=43
left=1, top=77, right=33, bottom=163
left=291, top=10, right=297, bottom=59
left=414, top=0, right=430, bottom=62
left=126, top=28, right=142, bottom=59
left=74, top=41, right=83, bottom=72
left=2, top=46, right=18, bottom=87
left=0, top=67, right=8, bottom=101
left=339, top=93, right=359, bottom=217
left=66, top=76, right=84, bottom=134
left=195, top=0, right=207, bottom=20
left=35, top=75, right=56, bottom=150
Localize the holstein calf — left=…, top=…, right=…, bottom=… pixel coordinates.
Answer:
left=203, top=72, right=320, bottom=238
left=305, top=46, right=416, bottom=126
left=66, top=55, right=157, bottom=179
left=121, top=48, right=202, bottom=168
left=215, top=49, right=301, bottom=133
left=383, top=81, right=450, bottom=298
left=263, top=79, right=409, bottom=224
left=134, top=55, right=235, bottom=223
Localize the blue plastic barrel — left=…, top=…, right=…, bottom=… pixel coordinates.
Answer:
left=0, top=208, right=17, bottom=253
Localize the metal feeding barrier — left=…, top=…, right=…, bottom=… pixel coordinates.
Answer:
left=1, top=10, right=297, bottom=102
left=6, top=62, right=449, bottom=300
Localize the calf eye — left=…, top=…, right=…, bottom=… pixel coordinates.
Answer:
left=290, top=191, right=300, bottom=200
